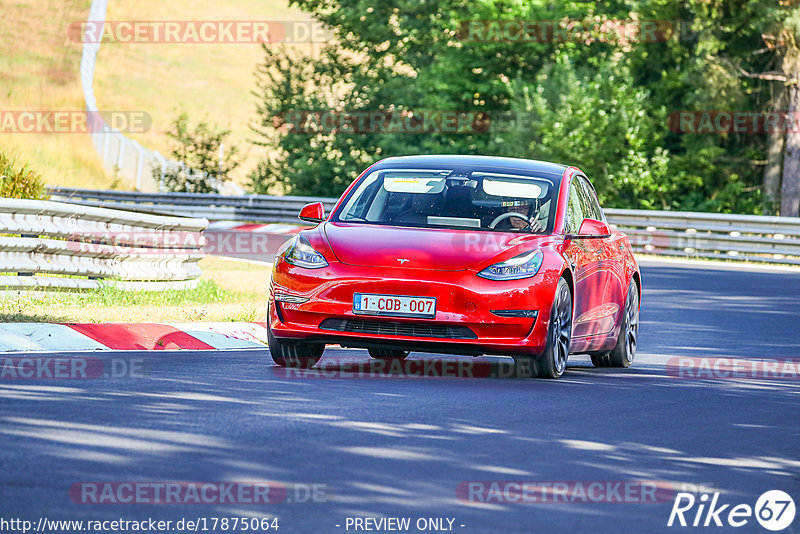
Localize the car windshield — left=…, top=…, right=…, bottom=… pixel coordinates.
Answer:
left=334, top=168, right=557, bottom=233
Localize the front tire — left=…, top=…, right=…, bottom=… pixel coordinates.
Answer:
left=537, top=278, right=573, bottom=378
left=591, top=279, right=639, bottom=368
left=368, top=348, right=410, bottom=360
left=267, top=320, right=324, bottom=368
left=514, top=278, right=572, bottom=379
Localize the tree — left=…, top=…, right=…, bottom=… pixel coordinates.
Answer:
left=763, top=85, right=787, bottom=213
left=248, top=0, right=795, bottom=214
left=505, top=54, right=673, bottom=209
left=776, top=18, right=800, bottom=217
left=631, top=0, right=797, bottom=215
left=249, top=0, right=655, bottom=199
left=730, top=4, right=800, bottom=216
left=249, top=45, right=383, bottom=196
left=155, top=112, right=240, bottom=194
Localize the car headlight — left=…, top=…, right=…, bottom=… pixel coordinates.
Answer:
left=477, top=250, right=543, bottom=281
left=283, top=235, right=328, bottom=269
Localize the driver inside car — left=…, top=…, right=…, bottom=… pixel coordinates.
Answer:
left=495, top=200, right=542, bottom=231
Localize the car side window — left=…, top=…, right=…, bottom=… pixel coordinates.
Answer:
left=575, top=177, right=595, bottom=221
left=566, top=179, right=584, bottom=234
left=577, top=176, right=604, bottom=222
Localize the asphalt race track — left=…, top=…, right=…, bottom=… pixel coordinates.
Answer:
left=1, top=259, right=799, bottom=533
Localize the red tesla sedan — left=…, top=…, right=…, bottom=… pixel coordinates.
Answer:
left=267, top=155, right=641, bottom=378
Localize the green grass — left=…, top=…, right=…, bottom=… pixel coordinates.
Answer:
left=0, top=256, right=271, bottom=323
left=89, top=279, right=236, bottom=306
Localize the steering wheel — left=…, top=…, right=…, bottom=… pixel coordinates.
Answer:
left=489, top=211, right=532, bottom=229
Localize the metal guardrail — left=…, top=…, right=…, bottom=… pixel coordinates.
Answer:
left=49, top=187, right=338, bottom=224
left=48, top=187, right=800, bottom=266
left=0, top=198, right=208, bottom=291
left=607, top=209, right=800, bottom=266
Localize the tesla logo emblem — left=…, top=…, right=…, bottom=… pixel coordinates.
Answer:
left=397, top=258, right=410, bottom=265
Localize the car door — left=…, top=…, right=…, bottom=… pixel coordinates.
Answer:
left=562, top=176, right=605, bottom=342
left=575, top=176, right=625, bottom=338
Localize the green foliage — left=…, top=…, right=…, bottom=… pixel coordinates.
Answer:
left=0, top=151, right=45, bottom=199
left=156, top=112, right=240, bottom=193
left=249, top=45, right=379, bottom=196
left=504, top=54, right=674, bottom=209
left=248, top=0, right=798, bottom=214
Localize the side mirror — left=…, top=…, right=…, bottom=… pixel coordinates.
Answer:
left=570, top=218, right=611, bottom=239
left=298, top=202, right=326, bottom=224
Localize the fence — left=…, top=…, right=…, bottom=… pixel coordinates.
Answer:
left=49, top=187, right=338, bottom=224
left=608, top=209, right=800, bottom=265
left=47, top=187, right=800, bottom=266
left=0, top=198, right=208, bottom=291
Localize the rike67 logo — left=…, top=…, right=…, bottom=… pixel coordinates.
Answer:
left=668, top=490, right=795, bottom=531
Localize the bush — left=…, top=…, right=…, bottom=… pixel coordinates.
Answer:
left=505, top=55, right=675, bottom=210
left=154, top=112, right=240, bottom=193
left=0, top=152, right=45, bottom=199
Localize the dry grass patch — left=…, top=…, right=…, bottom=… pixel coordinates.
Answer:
left=0, top=0, right=116, bottom=189
left=1, top=0, right=315, bottom=190
left=94, top=0, right=318, bottom=187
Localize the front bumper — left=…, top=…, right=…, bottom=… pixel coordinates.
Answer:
left=269, top=259, right=556, bottom=357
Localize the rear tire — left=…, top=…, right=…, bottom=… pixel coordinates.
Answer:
left=591, top=279, right=639, bottom=368
left=368, top=348, right=410, bottom=360
left=267, top=319, right=324, bottom=368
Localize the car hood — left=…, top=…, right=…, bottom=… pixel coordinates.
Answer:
left=323, top=222, right=547, bottom=271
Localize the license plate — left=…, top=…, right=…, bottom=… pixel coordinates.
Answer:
left=353, top=293, right=436, bottom=318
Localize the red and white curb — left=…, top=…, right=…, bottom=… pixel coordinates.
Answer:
left=0, top=322, right=269, bottom=353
